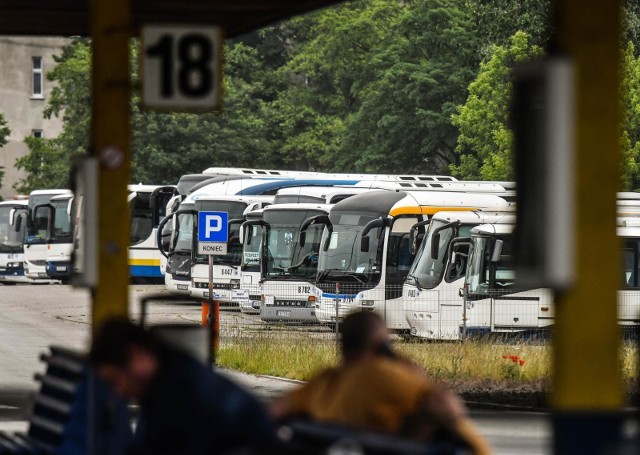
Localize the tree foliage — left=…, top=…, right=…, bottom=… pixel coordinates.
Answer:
left=0, top=112, right=10, bottom=190
left=15, top=1, right=640, bottom=189
left=622, top=41, right=640, bottom=191
left=450, top=31, right=542, bottom=180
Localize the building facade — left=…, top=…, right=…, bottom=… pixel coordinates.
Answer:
left=0, top=36, right=71, bottom=199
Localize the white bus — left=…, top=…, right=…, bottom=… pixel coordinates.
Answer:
left=23, top=189, right=72, bottom=280
left=314, top=191, right=510, bottom=330
left=462, top=216, right=640, bottom=337
left=128, top=184, right=179, bottom=281
left=246, top=203, right=331, bottom=323
left=31, top=193, right=75, bottom=283
left=403, top=209, right=515, bottom=340
left=0, top=200, right=30, bottom=284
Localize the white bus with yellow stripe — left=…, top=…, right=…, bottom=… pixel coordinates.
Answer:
left=403, top=209, right=515, bottom=340
left=128, top=184, right=179, bottom=281
left=314, top=191, right=510, bottom=330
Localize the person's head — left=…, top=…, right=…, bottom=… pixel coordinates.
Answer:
left=89, top=318, right=161, bottom=401
left=340, top=311, right=391, bottom=362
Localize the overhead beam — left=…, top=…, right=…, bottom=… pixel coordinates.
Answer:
left=0, top=0, right=342, bottom=38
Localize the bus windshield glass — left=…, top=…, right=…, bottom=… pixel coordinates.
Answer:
left=466, top=234, right=516, bottom=295
left=130, top=193, right=152, bottom=246
left=263, top=209, right=325, bottom=280
left=623, top=238, right=640, bottom=288
left=194, top=200, right=247, bottom=266
left=173, top=212, right=195, bottom=253
left=408, top=222, right=473, bottom=289
left=0, top=206, right=26, bottom=253
left=317, top=211, right=384, bottom=284
left=50, top=199, right=72, bottom=243
left=242, top=223, right=262, bottom=272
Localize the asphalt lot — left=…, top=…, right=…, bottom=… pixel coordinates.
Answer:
left=0, top=283, right=553, bottom=453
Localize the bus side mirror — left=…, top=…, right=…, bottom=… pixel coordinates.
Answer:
left=239, top=225, right=245, bottom=245
left=299, top=231, right=306, bottom=248
left=491, top=239, right=503, bottom=263
left=14, top=215, right=22, bottom=233
left=430, top=233, right=441, bottom=259
left=360, top=235, right=370, bottom=253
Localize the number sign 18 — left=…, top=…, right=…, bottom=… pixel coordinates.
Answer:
left=142, top=25, right=222, bottom=111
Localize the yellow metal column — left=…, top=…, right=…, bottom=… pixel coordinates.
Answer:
left=552, top=0, right=624, bottom=451
left=90, top=0, right=131, bottom=328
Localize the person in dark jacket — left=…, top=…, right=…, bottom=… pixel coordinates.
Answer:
left=90, top=318, right=274, bottom=455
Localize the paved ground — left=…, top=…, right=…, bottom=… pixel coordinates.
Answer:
left=0, top=284, right=554, bottom=453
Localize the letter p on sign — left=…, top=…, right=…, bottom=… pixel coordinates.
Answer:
left=205, top=215, right=223, bottom=237
left=198, top=211, right=228, bottom=243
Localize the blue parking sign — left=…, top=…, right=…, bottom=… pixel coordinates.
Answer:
left=198, top=211, right=229, bottom=243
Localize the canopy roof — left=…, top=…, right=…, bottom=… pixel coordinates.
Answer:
left=0, top=0, right=341, bottom=37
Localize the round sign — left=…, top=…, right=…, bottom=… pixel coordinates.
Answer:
left=99, top=145, right=125, bottom=170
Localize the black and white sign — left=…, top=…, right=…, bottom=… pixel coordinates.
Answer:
left=198, top=242, right=227, bottom=255
left=142, top=25, right=222, bottom=110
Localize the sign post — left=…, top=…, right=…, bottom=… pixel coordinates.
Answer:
left=197, top=211, right=229, bottom=363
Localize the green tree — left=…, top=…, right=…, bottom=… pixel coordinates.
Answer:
left=450, top=31, right=543, bottom=180
left=261, top=0, right=404, bottom=170
left=0, top=112, right=11, bottom=190
left=469, top=0, right=551, bottom=51
left=622, top=41, right=640, bottom=191
left=342, top=0, right=482, bottom=173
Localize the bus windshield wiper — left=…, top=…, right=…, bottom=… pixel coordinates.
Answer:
left=316, top=269, right=369, bottom=283
left=316, top=268, right=341, bottom=282
left=336, top=271, right=369, bottom=283
left=268, top=272, right=312, bottom=280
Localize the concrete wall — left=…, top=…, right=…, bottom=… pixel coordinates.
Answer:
left=0, top=36, right=71, bottom=199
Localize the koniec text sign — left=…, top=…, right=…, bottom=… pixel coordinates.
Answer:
left=197, top=211, right=228, bottom=255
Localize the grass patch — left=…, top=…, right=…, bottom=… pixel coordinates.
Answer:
left=218, top=334, right=638, bottom=386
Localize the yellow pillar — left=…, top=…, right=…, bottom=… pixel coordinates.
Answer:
left=552, top=0, right=623, bottom=451
left=90, top=0, right=131, bottom=329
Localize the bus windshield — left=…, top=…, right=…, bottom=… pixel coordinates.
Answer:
left=0, top=206, right=26, bottom=253
left=194, top=200, right=247, bottom=266
left=623, top=238, right=640, bottom=288
left=317, top=211, right=384, bottom=285
left=50, top=199, right=72, bottom=243
left=466, top=234, right=516, bottom=296
left=173, top=212, right=195, bottom=253
left=130, top=193, right=153, bottom=246
left=263, top=209, right=325, bottom=280
left=242, top=223, right=262, bottom=272
left=408, top=221, right=473, bottom=289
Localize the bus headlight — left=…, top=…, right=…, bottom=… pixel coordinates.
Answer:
left=361, top=300, right=375, bottom=307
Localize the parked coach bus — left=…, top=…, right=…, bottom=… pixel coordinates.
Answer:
left=313, top=190, right=510, bottom=331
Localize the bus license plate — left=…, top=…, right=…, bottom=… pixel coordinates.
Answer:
left=276, top=310, right=291, bottom=317
left=56, top=266, right=67, bottom=272
left=177, top=284, right=188, bottom=291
